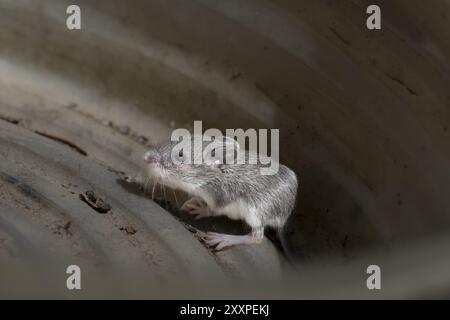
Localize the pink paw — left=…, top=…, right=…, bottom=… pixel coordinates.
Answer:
left=181, top=198, right=210, bottom=220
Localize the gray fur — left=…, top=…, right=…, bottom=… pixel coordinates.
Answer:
left=144, top=137, right=298, bottom=232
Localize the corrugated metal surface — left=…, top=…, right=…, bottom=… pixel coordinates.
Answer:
left=0, top=103, right=284, bottom=276
left=1, top=0, right=450, bottom=298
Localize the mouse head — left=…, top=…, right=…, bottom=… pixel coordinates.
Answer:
left=143, top=135, right=239, bottom=192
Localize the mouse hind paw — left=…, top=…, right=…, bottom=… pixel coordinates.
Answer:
left=203, top=230, right=264, bottom=251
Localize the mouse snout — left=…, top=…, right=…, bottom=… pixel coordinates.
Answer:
left=144, top=151, right=160, bottom=164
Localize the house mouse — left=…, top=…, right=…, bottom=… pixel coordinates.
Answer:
left=137, top=134, right=298, bottom=254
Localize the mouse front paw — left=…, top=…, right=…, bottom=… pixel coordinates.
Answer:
left=124, top=173, right=143, bottom=185
left=181, top=197, right=210, bottom=220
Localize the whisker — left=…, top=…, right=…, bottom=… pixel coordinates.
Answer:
left=172, top=189, right=179, bottom=207
left=152, top=178, right=158, bottom=200
left=162, top=183, right=167, bottom=202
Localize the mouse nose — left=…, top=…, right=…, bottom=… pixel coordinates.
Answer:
left=144, top=151, right=159, bottom=164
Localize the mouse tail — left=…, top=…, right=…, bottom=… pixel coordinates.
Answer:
left=274, top=226, right=297, bottom=268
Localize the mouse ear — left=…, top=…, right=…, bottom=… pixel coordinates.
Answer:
left=203, top=135, right=240, bottom=166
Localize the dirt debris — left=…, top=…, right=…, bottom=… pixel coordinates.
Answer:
left=79, top=190, right=112, bottom=214
left=119, top=225, right=137, bottom=235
